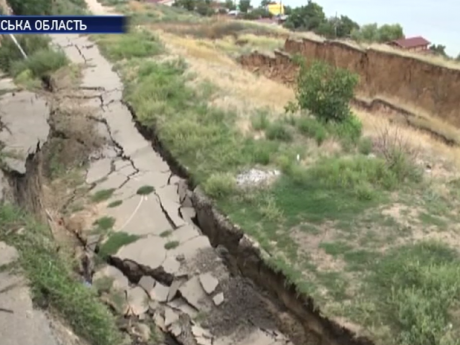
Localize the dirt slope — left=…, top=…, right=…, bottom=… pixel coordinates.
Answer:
left=241, top=37, right=460, bottom=127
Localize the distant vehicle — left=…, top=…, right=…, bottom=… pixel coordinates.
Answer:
left=228, top=10, right=239, bottom=16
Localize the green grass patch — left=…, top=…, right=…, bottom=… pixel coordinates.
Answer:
left=159, top=230, right=172, bottom=237
left=356, top=241, right=460, bottom=344
left=11, top=49, right=68, bottom=80
left=0, top=204, right=122, bottom=345
left=108, top=200, right=123, bottom=208
left=136, top=185, right=155, bottom=195
left=296, top=117, right=328, bottom=145
left=93, top=216, right=116, bottom=232
left=98, top=232, right=140, bottom=259
left=94, top=30, right=163, bottom=60
left=250, top=109, right=270, bottom=131
left=164, top=240, right=180, bottom=250
left=91, top=188, right=115, bottom=202
left=265, top=121, right=293, bottom=142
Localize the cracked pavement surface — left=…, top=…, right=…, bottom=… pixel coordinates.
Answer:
left=0, top=77, right=49, bottom=174
left=49, top=6, right=293, bottom=342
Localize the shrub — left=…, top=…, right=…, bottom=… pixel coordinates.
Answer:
left=203, top=172, right=236, bottom=198
left=365, top=242, right=460, bottom=345
left=358, top=137, right=373, bottom=155
left=265, top=122, right=292, bottom=142
left=328, top=114, right=362, bottom=147
left=295, top=60, right=359, bottom=123
left=250, top=109, right=270, bottom=131
left=11, top=49, right=68, bottom=79
left=374, top=126, right=422, bottom=183
left=297, top=117, right=328, bottom=145
left=0, top=35, right=50, bottom=74
left=95, top=31, right=163, bottom=61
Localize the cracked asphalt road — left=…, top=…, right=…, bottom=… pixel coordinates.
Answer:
left=49, top=8, right=293, bottom=344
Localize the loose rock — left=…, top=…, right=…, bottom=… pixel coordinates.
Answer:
left=212, top=293, right=224, bottom=306
left=150, top=281, right=170, bottom=302
left=138, top=275, right=156, bottom=293
left=126, top=286, right=149, bottom=316
left=199, top=273, right=219, bottom=295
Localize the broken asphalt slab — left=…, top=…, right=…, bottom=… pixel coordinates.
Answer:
left=0, top=81, right=49, bottom=174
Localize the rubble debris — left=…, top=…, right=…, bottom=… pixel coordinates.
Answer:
left=212, top=293, right=224, bottom=306
left=236, top=168, right=280, bottom=186
left=151, top=281, right=170, bottom=302
left=126, top=286, right=149, bottom=316
left=138, top=275, right=156, bottom=293
left=164, top=306, right=179, bottom=327
left=199, top=273, right=219, bottom=295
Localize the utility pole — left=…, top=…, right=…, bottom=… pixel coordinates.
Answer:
left=333, top=11, right=338, bottom=38
left=9, top=34, right=27, bottom=59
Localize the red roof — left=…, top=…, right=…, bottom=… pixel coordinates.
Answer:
left=391, top=36, right=430, bottom=48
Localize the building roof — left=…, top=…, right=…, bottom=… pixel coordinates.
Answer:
left=391, top=36, right=430, bottom=48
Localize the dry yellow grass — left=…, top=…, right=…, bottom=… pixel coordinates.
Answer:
left=161, top=32, right=292, bottom=112
left=160, top=28, right=460, bottom=172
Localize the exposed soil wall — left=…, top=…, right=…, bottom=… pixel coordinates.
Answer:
left=239, top=49, right=459, bottom=145
left=240, top=38, right=460, bottom=128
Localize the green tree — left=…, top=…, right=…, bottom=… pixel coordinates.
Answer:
left=224, top=0, right=236, bottom=10
left=245, top=7, right=272, bottom=18
left=8, top=0, right=52, bottom=14
left=336, top=15, right=360, bottom=38
left=283, top=5, right=292, bottom=15
left=351, top=23, right=404, bottom=43
left=173, top=0, right=195, bottom=11
left=430, top=44, right=447, bottom=56
left=238, top=0, right=251, bottom=13
left=315, top=15, right=359, bottom=39
left=378, top=24, right=404, bottom=42
left=283, top=0, right=326, bottom=31
left=351, top=23, right=379, bottom=42
left=295, top=60, right=359, bottom=122
left=456, top=53, right=460, bottom=61
left=315, top=19, right=335, bottom=38
left=196, top=0, right=213, bottom=16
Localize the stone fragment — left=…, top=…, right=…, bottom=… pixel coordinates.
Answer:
left=150, top=281, right=169, bottom=302
left=196, top=336, right=213, bottom=345
left=153, top=310, right=166, bottom=331
left=93, top=265, right=129, bottom=291
left=170, top=322, right=182, bottom=337
left=86, top=234, right=101, bottom=252
left=164, top=306, right=179, bottom=327
left=167, top=278, right=185, bottom=302
left=179, top=276, right=209, bottom=311
left=199, top=273, right=219, bottom=295
left=192, top=325, right=212, bottom=338
left=133, top=323, right=151, bottom=342
left=212, top=293, right=224, bottom=306
left=180, top=207, right=196, bottom=222
left=173, top=224, right=200, bottom=243
left=126, top=286, right=149, bottom=316
left=177, top=179, right=188, bottom=203
left=162, top=255, right=181, bottom=276
left=138, top=275, right=156, bottom=293
left=168, top=298, right=198, bottom=318
left=0, top=242, right=18, bottom=266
